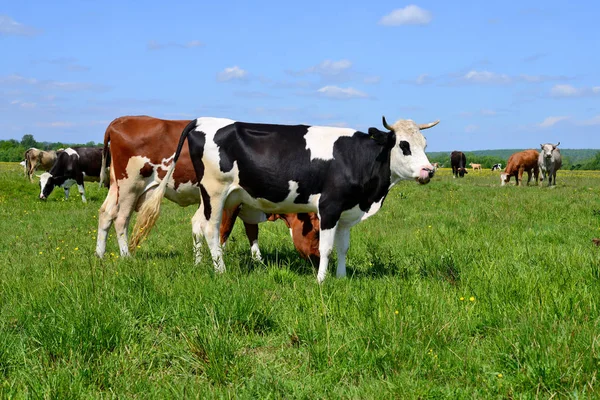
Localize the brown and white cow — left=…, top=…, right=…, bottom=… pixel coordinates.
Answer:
left=95, top=116, right=320, bottom=261
left=24, top=148, right=59, bottom=182
left=500, top=149, right=540, bottom=186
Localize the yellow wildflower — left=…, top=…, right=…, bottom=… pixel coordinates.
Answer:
left=469, top=296, right=475, bottom=302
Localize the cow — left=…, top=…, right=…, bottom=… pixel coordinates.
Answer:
left=538, top=142, right=562, bottom=186
left=96, top=116, right=321, bottom=261
left=131, top=116, right=439, bottom=283
left=469, top=163, right=482, bottom=171
left=500, top=149, right=539, bottom=186
left=450, top=151, right=468, bottom=178
left=491, top=163, right=502, bottom=171
left=39, top=147, right=107, bottom=202
left=432, top=162, right=439, bottom=171
left=267, top=213, right=320, bottom=264
left=24, top=148, right=59, bottom=182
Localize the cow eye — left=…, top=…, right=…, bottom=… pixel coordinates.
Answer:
left=399, top=140, right=412, bottom=156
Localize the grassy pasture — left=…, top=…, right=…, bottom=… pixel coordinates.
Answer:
left=1, top=162, right=600, bottom=398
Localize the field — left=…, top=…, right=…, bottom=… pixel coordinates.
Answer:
left=1, top=162, right=600, bottom=398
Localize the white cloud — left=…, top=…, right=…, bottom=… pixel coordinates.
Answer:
left=10, top=100, right=36, bottom=109
left=550, top=84, right=581, bottom=97
left=463, top=70, right=511, bottom=85
left=465, top=124, right=478, bottom=133
left=550, top=84, right=600, bottom=98
left=147, top=40, right=203, bottom=50
left=480, top=109, right=497, bottom=116
left=216, top=66, right=248, bottom=82
left=537, top=116, right=569, bottom=128
left=317, top=85, right=368, bottom=99
left=379, top=5, right=433, bottom=26
left=0, top=15, right=39, bottom=36
left=289, top=59, right=353, bottom=78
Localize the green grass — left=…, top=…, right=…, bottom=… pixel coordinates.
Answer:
left=1, top=162, right=600, bottom=398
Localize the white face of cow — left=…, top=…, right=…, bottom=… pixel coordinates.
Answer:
left=385, top=118, right=437, bottom=184
left=500, top=172, right=508, bottom=186
left=38, top=172, right=53, bottom=200
left=540, top=143, right=558, bottom=160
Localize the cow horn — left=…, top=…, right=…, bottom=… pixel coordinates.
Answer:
left=555, top=142, right=560, bottom=147
left=35, top=174, right=42, bottom=178
left=382, top=116, right=394, bottom=131
left=419, top=120, right=440, bottom=130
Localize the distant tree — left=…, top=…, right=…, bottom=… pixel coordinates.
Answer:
left=20, top=134, right=37, bottom=149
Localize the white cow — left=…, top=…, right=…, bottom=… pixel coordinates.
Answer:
left=538, top=142, right=562, bottom=186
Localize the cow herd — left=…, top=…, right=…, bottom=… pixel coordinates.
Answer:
left=21, top=116, right=561, bottom=282
left=450, top=144, right=562, bottom=187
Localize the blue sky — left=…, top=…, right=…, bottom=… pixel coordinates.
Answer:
left=1, top=0, right=599, bottom=151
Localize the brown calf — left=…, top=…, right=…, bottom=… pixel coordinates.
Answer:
left=500, top=149, right=540, bottom=186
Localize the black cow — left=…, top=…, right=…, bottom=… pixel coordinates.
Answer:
left=450, top=151, right=468, bottom=178
left=39, top=147, right=108, bottom=203
left=132, top=116, right=439, bottom=283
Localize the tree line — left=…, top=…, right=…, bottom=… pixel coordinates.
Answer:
left=0, top=135, right=101, bottom=162
left=2, top=134, right=600, bottom=170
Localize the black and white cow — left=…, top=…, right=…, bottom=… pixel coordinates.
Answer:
left=133, top=116, right=439, bottom=283
left=491, top=163, right=502, bottom=171
left=39, top=147, right=108, bottom=203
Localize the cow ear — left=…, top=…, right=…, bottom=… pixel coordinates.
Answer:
left=368, top=128, right=392, bottom=146
left=540, top=144, right=544, bottom=149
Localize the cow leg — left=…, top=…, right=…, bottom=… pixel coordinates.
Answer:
left=191, top=207, right=207, bottom=265
left=78, top=183, right=87, bottom=203
left=334, top=227, right=351, bottom=278
left=237, top=205, right=267, bottom=261
left=113, top=188, right=140, bottom=257
left=243, top=222, right=262, bottom=261
left=191, top=186, right=227, bottom=272
left=63, top=179, right=76, bottom=200
left=96, top=183, right=119, bottom=258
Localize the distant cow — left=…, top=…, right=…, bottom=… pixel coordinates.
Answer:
left=432, top=162, right=439, bottom=171
left=491, top=163, right=502, bottom=171
left=500, top=149, right=539, bottom=186
left=39, top=147, right=107, bottom=202
left=538, top=142, right=562, bottom=186
left=470, top=163, right=482, bottom=171
left=97, top=116, right=320, bottom=261
left=24, top=148, right=59, bottom=182
left=451, top=151, right=468, bottom=178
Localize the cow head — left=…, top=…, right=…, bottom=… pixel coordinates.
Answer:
left=38, top=172, right=56, bottom=200
left=458, top=168, right=468, bottom=177
left=540, top=142, right=560, bottom=159
left=500, top=172, right=510, bottom=186
left=380, top=116, right=438, bottom=184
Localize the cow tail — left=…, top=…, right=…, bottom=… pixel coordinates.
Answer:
left=130, top=119, right=197, bottom=251
left=24, top=148, right=31, bottom=181
left=99, top=125, right=111, bottom=188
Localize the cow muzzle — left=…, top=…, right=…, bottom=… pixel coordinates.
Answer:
left=39, top=195, right=47, bottom=201
left=416, top=167, right=434, bottom=184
